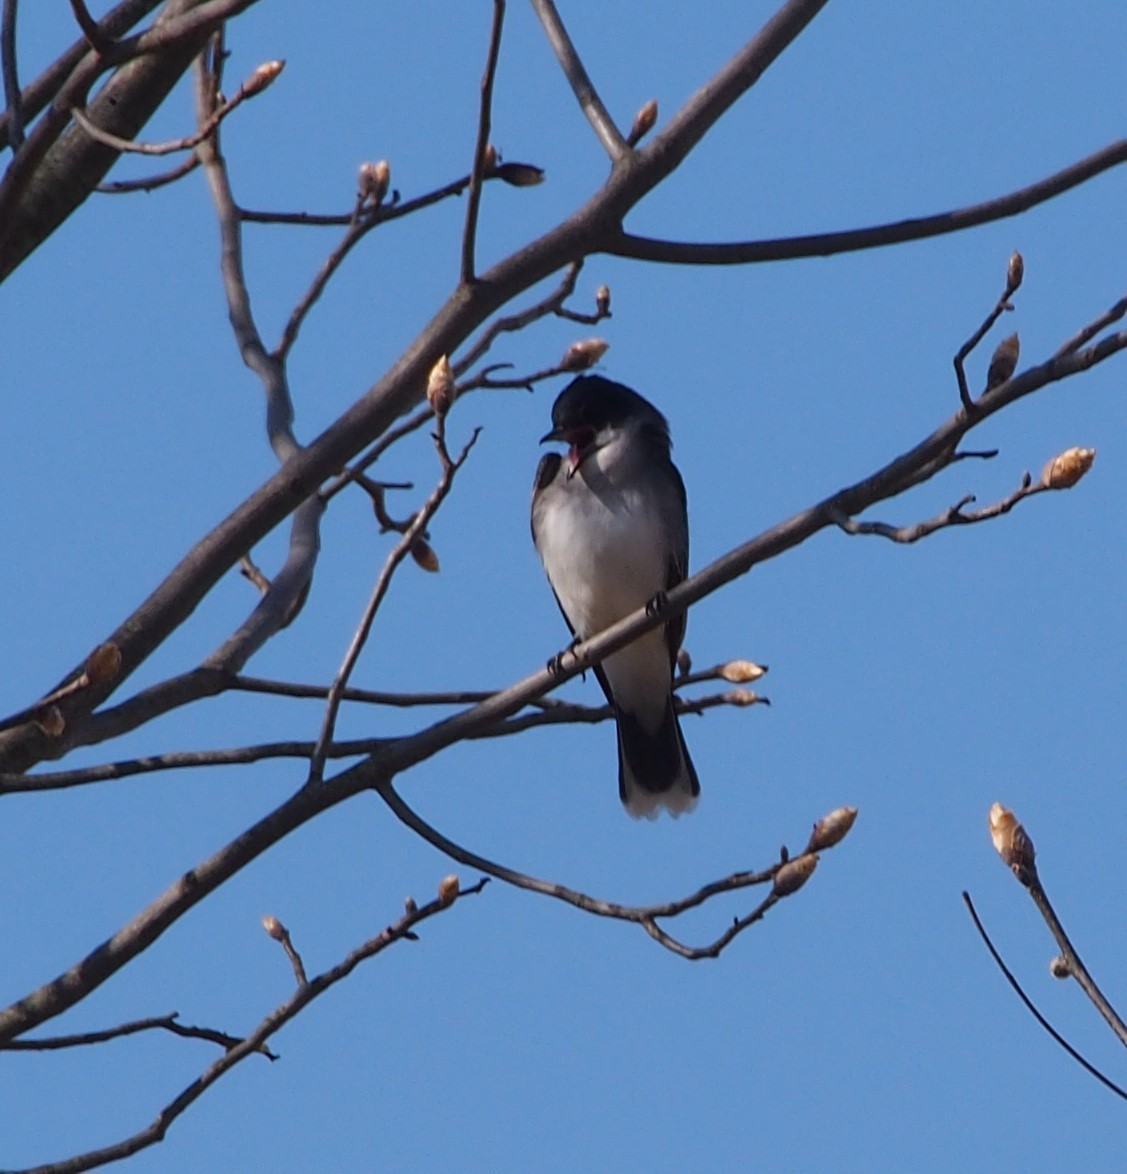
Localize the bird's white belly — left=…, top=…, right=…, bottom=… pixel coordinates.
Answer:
left=542, top=484, right=667, bottom=640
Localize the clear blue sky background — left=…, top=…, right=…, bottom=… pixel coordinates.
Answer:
left=2, top=3, right=1125, bottom=1171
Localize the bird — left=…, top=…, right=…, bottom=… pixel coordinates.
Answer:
left=531, top=374, right=700, bottom=818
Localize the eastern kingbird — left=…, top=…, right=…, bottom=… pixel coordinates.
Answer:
left=531, top=374, right=700, bottom=818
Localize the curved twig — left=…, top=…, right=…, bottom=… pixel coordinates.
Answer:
left=962, top=892, right=1127, bottom=1102
left=607, top=138, right=1127, bottom=266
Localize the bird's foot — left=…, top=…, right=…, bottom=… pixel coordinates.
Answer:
left=645, top=590, right=669, bottom=618
left=547, top=639, right=584, bottom=677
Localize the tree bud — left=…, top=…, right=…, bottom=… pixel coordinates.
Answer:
left=560, top=338, right=609, bottom=371
left=438, top=874, right=460, bottom=906
left=1049, top=955, right=1071, bottom=980
left=718, top=659, right=767, bottom=684
left=1040, top=446, right=1095, bottom=490
left=807, top=806, right=859, bottom=852
left=986, top=333, right=1020, bottom=390
left=261, top=915, right=286, bottom=941
left=595, top=284, right=611, bottom=316
left=495, top=162, right=544, bottom=187
left=989, top=802, right=1037, bottom=882
left=359, top=159, right=391, bottom=206
left=627, top=99, right=658, bottom=146
left=426, top=354, right=454, bottom=417
left=773, top=853, right=818, bottom=897
left=243, top=60, right=285, bottom=97
left=410, top=538, right=440, bottom=573
left=1007, top=250, right=1024, bottom=292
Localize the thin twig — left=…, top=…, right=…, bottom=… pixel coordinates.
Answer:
left=97, top=151, right=200, bottom=192
left=962, top=892, right=1127, bottom=1102
left=262, top=916, right=308, bottom=986
left=530, top=0, right=627, bottom=160
left=0, top=689, right=759, bottom=793
left=70, top=60, right=279, bottom=156
left=953, top=262, right=1023, bottom=412
left=1054, top=293, right=1127, bottom=357
left=1, top=0, right=23, bottom=149
left=239, top=169, right=502, bottom=227
left=831, top=471, right=1046, bottom=544
left=461, top=0, right=505, bottom=283
left=19, top=884, right=487, bottom=1174
left=453, top=260, right=585, bottom=375
left=2, top=1011, right=276, bottom=1060
left=606, top=138, right=1127, bottom=266
left=274, top=197, right=370, bottom=359
left=68, top=0, right=117, bottom=56
left=308, top=419, right=482, bottom=784
left=1026, top=879, right=1127, bottom=1048
left=0, top=740, right=387, bottom=794
left=0, top=0, right=162, bottom=153
left=376, top=778, right=836, bottom=959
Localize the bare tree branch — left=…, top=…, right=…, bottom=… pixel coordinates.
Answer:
left=0, top=0, right=262, bottom=279
left=461, top=0, right=505, bottom=283
left=0, top=0, right=963, bottom=772
left=68, top=0, right=119, bottom=56
left=69, top=57, right=281, bottom=156
left=2, top=0, right=24, bottom=148
left=986, top=805, right=1127, bottom=1050
left=96, top=150, right=199, bottom=191
left=963, top=892, right=1127, bottom=1103
left=15, top=883, right=487, bottom=1174
left=308, top=417, right=482, bottom=783
left=375, top=778, right=845, bottom=959
left=0, top=0, right=163, bottom=151
left=607, top=138, right=1127, bottom=265
left=831, top=471, right=1049, bottom=544
left=530, top=0, right=627, bottom=160
left=2, top=1011, right=277, bottom=1060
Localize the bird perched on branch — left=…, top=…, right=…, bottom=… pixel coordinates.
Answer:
left=531, top=374, right=699, bottom=818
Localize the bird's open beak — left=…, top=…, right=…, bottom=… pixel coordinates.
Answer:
left=541, top=425, right=595, bottom=479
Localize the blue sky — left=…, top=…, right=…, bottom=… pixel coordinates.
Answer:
left=2, top=2, right=1125, bottom=1171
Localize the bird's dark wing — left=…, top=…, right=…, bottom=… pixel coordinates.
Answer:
left=530, top=452, right=563, bottom=537
left=662, top=460, right=690, bottom=672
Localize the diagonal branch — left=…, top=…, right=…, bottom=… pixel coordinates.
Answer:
left=0, top=0, right=262, bottom=280
left=18, top=883, right=487, bottom=1174
left=461, top=0, right=505, bottom=283
left=68, top=0, right=118, bottom=56
left=529, top=0, right=627, bottom=160
left=308, top=418, right=482, bottom=783
left=0, top=0, right=163, bottom=151
left=0, top=0, right=1106, bottom=779
left=2, top=297, right=1119, bottom=1040
left=963, top=892, right=1127, bottom=1102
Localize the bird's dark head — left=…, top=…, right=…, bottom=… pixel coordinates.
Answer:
left=540, top=375, right=671, bottom=476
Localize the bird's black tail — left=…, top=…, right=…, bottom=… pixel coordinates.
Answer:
left=616, top=698, right=700, bottom=819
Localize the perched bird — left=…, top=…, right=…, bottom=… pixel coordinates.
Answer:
left=531, top=374, right=699, bottom=818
